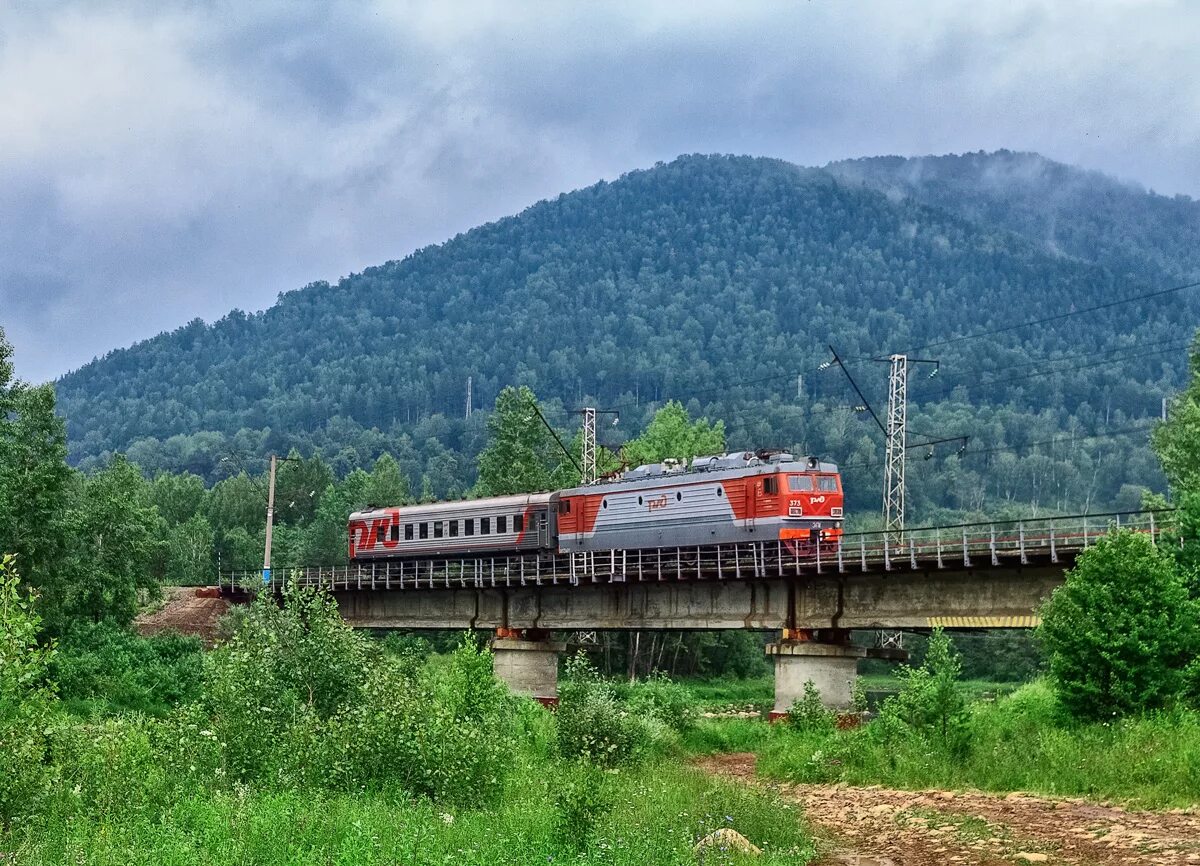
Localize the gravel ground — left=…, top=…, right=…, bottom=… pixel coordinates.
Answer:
left=694, top=752, right=1200, bottom=866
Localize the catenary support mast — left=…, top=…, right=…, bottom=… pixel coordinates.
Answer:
left=883, top=355, right=907, bottom=541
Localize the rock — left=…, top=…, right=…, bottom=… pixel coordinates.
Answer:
left=694, top=828, right=762, bottom=857
left=1014, top=854, right=1049, bottom=863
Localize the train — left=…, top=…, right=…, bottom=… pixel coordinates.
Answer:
left=348, top=450, right=844, bottom=562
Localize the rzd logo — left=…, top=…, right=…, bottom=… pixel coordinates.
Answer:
left=646, top=495, right=669, bottom=511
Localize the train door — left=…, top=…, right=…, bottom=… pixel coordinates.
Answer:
left=536, top=510, right=549, bottom=548
left=752, top=472, right=780, bottom=533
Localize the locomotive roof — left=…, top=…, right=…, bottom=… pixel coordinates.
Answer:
left=351, top=491, right=553, bottom=520
left=557, top=452, right=839, bottom=497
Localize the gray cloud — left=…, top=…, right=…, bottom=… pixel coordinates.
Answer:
left=1, top=0, right=1198, bottom=382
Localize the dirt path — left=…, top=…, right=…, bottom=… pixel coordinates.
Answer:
left=135, top=586, right=231, bottom=645
left=695, top=753, right=1200, bottom=866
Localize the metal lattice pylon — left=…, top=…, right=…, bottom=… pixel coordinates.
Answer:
left=581, top=407, right=597, bottom=484
left=883, top=354, right=907, bottom=541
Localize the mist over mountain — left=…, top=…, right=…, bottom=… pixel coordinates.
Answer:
left=54, top=152, right=1199, bottom=521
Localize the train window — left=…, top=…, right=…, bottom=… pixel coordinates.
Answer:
left=763, top=477, right=778, bottom=495
left=449, top=520, right=459, bottom=537
left=433, top=521, right=444, bottom=538
left=602, top=500, right=608, bottom=509
left=390, top=524, right=400, bottom=542
left=497, top=515, right=507, bottom=534
left=788, top=475, right=813, bottom=492
left=558, top=500, right=571, bottom=514
left=638, top=496, right=643, bottom=505
left=676, top=492, right=682, bottom=501
left=405, top=524, right=414, bottom=541
left=465, top=519, right=475, bottom=536
left=717, top=487, right=724, bottom=497
left=419, top=522, right=429, bottom=539
left=514, top=514, right=524, bottom=532
left=376, top=526, right=385, bottom=543
left=481, top=517, right=491, bottom=534
left=818, top=476, right=839, bottom=492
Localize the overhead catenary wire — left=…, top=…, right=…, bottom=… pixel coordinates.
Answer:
left=835, top=422, right=1158, bottom=474
left=896, top=278, right=1200, bottom=355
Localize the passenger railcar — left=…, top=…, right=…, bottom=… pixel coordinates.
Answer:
left=349, top=493, right=553, bottom=561
left=554, top=451, right=843, bottom=553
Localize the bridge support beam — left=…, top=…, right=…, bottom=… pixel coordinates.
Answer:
left=767, top=629, right=867, bottom=717
left=490, top=629, right=564, bottom=705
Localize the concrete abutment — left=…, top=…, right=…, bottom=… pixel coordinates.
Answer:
left=766, top=630, right=867, bottom=716
left=490, top=630, right=565, bottom=703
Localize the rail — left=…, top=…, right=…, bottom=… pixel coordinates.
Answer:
left=217, top=509, right=1174, bottom=594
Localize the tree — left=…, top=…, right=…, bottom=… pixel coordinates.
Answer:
left=151, top=472, right=207, bottom=526
left=0, top=554, right=56, bottom=825
left=879, top=628, right=968, bottom=754
left=1152, top=332, right=1200, bottom=493
left=1039, top=529, right=1199, bottom=719
left=364, top=453, right=410, bottom=506
left=621, top=401, right=725, bottom=468
left=0, top=327, right=73, bottom=617
left=68, top=456, right=166, bottom=625
left=475, top=386, right=575, bottom=496
left=165, top=514, right=215, bottom=585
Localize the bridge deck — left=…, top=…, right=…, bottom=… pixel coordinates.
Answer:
left=219, top=509, right=1168, bottom=595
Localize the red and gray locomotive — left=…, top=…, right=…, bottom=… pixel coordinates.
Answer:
left=348, top=451, right=844, bottom=561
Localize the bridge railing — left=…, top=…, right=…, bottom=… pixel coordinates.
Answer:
left=216, top=508, right=1174, bottom=594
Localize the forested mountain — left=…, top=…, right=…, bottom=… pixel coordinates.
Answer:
left=826, top=150, right=1200, bottom=286
left=54, top=153, right=1200, bottom=522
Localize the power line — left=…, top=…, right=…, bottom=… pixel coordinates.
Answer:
left=899, top=278, right=1200, bottom=355
left=906, top=340, right=1193, bottom=404
left=836, top=422, right=1157, bottom=474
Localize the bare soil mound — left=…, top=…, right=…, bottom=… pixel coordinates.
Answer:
left=135, top=586, right=231, bottom=645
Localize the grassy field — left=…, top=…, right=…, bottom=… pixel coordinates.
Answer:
left=2, top=588, right=819, bottom=865
left=684, top=680, right=1200, bottom=809
left=6, top=755, right=816, bottom=866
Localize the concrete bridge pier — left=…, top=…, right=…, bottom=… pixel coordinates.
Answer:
left=490, top=629, right=565, bottom=705
left=767, top=629, right=867, bottom=717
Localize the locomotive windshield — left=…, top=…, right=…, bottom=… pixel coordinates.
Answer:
left=817, top=476, right=839, bottom=492
left=787, top=475, right=813, bottom=492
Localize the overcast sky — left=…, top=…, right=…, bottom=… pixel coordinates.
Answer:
left=2, top=1, right=1198, bottom=383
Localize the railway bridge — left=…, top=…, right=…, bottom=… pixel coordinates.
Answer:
left=220, top=510, right=1167, bottom=712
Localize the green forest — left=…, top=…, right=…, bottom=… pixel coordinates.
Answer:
left=52, top=152, right=1200, bottom=524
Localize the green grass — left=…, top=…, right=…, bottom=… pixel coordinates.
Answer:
left=858, top=674, right=1022, bottom=702
left=680, top=676, right=774, bottom=712
left=7, top=756, right=816, bottom=865
left=689, top=681, right=1200, bottom=809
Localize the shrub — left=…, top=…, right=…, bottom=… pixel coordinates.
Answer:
left=877, top=628, right=969, bottom=756
left=1040, top=530, right=1199, bottom=719
left=200, top=582, right=369, bottom=781
left=787, top=680, right=835, bottom=734
left=625, top=670, right=698, bottom=732
left=0, top=554, right=57, bottom=827
left=557, top=653, right=652, bottom=765
left=550, top=763, right=611, bottom=852
left=52, top=620, right=202, bottom=717
left=198, top=586, right=517, bottom=804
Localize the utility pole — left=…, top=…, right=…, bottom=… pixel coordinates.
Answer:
left=465, top=376, right=473, bottom=419
left=263, top=454, right=277, bottom=585
left=883, top=355, right=908, bottom=542
left=581, top=407, right=597, bottom=484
